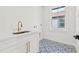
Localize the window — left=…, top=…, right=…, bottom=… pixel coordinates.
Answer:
left=51, top=6, right=65, bottom=31
left=57, top=16, right=65, bottom=28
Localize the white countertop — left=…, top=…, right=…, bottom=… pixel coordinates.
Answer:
left=0, top=31, right=39, bottom=42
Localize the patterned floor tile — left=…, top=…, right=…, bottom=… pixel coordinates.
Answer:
left=39, top=39, right=76, bottom=53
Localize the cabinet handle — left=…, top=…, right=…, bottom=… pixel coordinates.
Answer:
left=26, top=42, right=30, bottom=53
left=28, top=42, right=30, bottom=52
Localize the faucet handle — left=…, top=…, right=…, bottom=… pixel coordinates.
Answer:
left=21, top=24, right=23, bottom=27
left=17, top=21, right=23, bottom=31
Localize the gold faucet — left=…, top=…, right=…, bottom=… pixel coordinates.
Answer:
left=17, top=21, right=23, bottom=31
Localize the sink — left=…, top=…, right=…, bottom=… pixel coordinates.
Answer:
left=13, top=31, right=30, bottom=34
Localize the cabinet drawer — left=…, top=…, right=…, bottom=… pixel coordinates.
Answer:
left=1, top=41, right=26, bottom=53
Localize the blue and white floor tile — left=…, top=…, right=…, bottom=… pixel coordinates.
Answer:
left=39, top=39, right=76, bottom=53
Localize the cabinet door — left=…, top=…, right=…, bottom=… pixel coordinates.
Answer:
left=29, top=33, right=39, bottom=53
left=1, top=41, right=26, bottom=53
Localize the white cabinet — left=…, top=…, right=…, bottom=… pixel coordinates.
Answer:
left=0, top=32, right=39, bottom=53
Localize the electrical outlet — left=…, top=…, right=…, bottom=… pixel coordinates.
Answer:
left=34, top=26, right=37, bottom=28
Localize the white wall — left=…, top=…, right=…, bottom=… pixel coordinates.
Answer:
left=0, top=6, right=42, bottom=39
left=42, top=6, right=76, bottom=46
left=75, top=7, right=79, bottom=52
left=76, top=7, right=79, bottom=35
